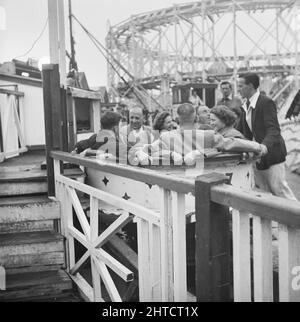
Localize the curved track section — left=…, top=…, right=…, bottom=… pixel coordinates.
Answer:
left=106, top=0, right=299, bottom=106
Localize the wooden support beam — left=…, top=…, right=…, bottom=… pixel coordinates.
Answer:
left=93, top=213, right=133, bottom=249
left=278, top=224, right=300, bottom=302
left=94, top=259, right=122, bottom=302
left=93, top=249, right=134, bottom=282
left=195, top=173, right=231, bottom=302
left=60, top=87, right=69, bottom=152
left=69, top=87, right=103, bottom=100
left=42, top=64, right=63, bottom=197
left=66, top=90, right=76, bottom=151
left=253, top=216, right=273, bottom=302
left=48, top=0, right=59, bottom=65
left=67, top=186, right=91, bottom=239
left=232, top=210, right=251, bottom=302
left=0, top=88, right=24, bottom=97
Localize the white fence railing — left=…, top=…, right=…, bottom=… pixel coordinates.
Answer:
left=211, top=184, right=300, bottom=302
left=52, top=151, right=300, bottom=302
left=53, top=154, right=194, bottom=302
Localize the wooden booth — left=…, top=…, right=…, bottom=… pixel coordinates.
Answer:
left=172, top=83, right=218, bottom=108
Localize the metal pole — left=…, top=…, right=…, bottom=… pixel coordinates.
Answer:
left=211, top=15, right=216, bottom=66
left=58, top=0, right=67, bottom=85
left=294, top=6, right=299, bottom=88
left=276, top=8, right=280, bottom=65
left=159, top=27, right=163, bottom=75
left=191, top=19, right=195, bottom=78
left=131, top=21, right=137, bottom=79
left=201, top=1, right=206, bottom=104
left=68, top=0, right=78, bottom=71
left=233, top=4, right=238, bottom=95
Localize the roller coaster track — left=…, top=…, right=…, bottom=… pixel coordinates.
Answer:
left=107, top=0, right=300, bottom=103
left=110, top=1, right=295, bottom=37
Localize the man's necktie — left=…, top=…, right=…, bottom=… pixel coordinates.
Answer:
left=246, top=99, right=251, bottom=111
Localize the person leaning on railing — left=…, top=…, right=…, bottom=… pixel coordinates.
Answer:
left=153, top=111, right=177, bottom=140
left=132, top=103, right=267, bottom=165
left=237, top=73, right=297, bottom=201
left=119, top=106, right=154, bottom=149
left=210, top=105, right=245, bottom=139
left=197, top=105, right=213, bottom=130
left=71, top=111, right=122, bottom=161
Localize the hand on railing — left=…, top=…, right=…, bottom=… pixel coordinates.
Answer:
left=135, top=149, right=153, bottom=166
left=96, top=152, right=117, bottom=162
left=171, top=151, right=183, bottom=165
left=184, top=150, right=204, bottom=166
left=254, top=144, right=268, bottom=159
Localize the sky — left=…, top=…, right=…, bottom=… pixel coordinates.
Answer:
left=0, top=0, right=191, bottom=86
left=0, top=0, right=298, bottom=87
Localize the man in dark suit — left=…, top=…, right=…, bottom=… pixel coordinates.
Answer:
left=237, top=73, right=297, bottom=200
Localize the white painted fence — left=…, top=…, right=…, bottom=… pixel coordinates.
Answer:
left=53, top=155, right=194, bottom=302
left=212, top=184, right=300, bottom=302
left=52, top=152, right=300, bottom=302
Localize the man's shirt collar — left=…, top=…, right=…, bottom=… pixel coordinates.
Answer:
left=243, top=90, right=260, bottom=112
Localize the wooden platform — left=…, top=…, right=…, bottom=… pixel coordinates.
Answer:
left=0, top=231, right=65, bottom=270
left=0, top=196, right=60, bottom=234
left=0, top=150, right=85, bottom=197
left=0, top=150, right=45, bottom=168
left=0, top=270, right=82, bottom=302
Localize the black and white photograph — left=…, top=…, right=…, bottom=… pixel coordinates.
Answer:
left=0, top=0, right=300, bottom=308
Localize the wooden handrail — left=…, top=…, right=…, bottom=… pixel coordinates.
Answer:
left=51, top=151, right=300, bottom=228
left=211, top=184, right=300, bottom=228
left=51, top=151, right=195, bottom=195
left=0, top=88, right=25, bottom=97
left=68, top=87, right=103, bottom=100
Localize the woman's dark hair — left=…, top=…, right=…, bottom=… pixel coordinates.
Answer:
left=101, top=111, right=122, bottom=130
left=231, top=106, right=242, bottom=119
left=210, top=105, right=237, bottom=127
left=153, top=111, right=171, bottom=132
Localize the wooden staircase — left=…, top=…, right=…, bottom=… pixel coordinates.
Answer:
left=0, top=153, right=84, bottom=302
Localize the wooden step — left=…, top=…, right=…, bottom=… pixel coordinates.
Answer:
left=0, top=231, right=65, bottom=270
left=0, top=168, right=85, bottom=197
left=0, top=196, right=60, bottom=234
left=6, top=264, right=63, bottom=275
left=0, top=270, right=73, bottom=302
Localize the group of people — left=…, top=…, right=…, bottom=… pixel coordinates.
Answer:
left=73, top=72, right=297, bottom=201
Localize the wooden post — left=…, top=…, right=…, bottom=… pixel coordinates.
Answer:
left=279, top=225, right=300, bottom=302
left=66, top=88, right=76, bottom=151
left=60, top=87, right=69, bottom=152
left=42, top=64, right=63, bottom=197
left=195, top=173, right=231, bottom=302
left=48, top=0, right=67, bottom=85
left=48, top=0, right=59, bottom=65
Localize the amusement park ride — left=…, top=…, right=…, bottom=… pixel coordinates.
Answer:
left=0, top=0, right=300, bottom=303
left=107, top=1, right=300, bottom=111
